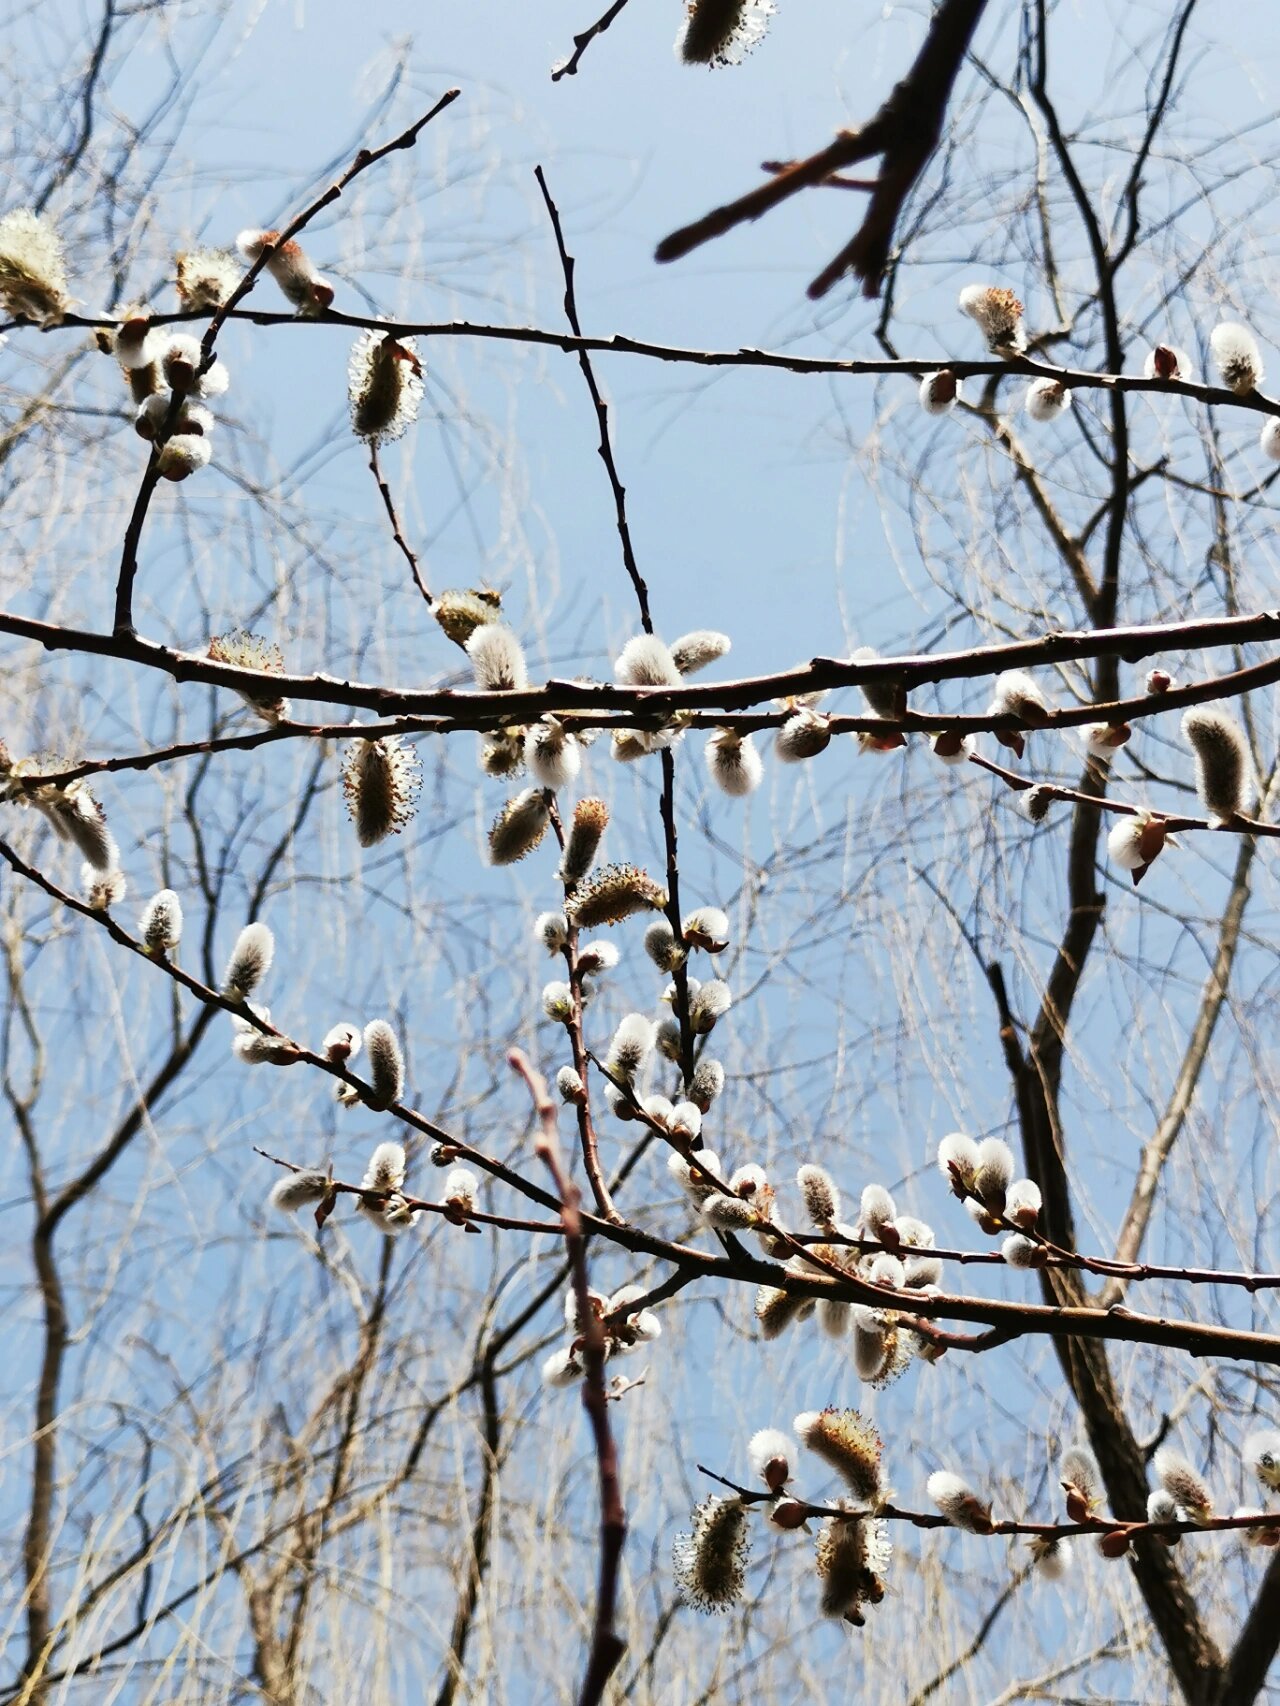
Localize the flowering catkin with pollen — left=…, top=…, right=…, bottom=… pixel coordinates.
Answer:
left=348, top=332, right=423, bottom=446
left=0, top=209, right=70, bottom=325
left=958, top=283, right=1027, bottom=356
left=363, top=1020, right=404, bottom=1108
left=206, top=631, right=290, bottom=723
left=794, top=1408, right=884, bottom=1504
left=558, top=797, right=608, bottom=887
left=566, top=862, right=667, bottom=927
left=488, top=789, right=551, bottom=865
left=672, top=1496, right=750, bottom=1611
left=677, top=0, right=775, bottom=67
left=342, top=736, right=422, bottom=846
left=175, top=248, right=240, bottom=311
left=1182, top=705, right=1250, bottom=822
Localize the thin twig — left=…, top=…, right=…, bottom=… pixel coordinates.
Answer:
left=551, top=0, right=635, bottom=80
left=534, top=165, right=652, bottom=632
left=369, top=445, right=432, bottom=606
left=508, top=1050, right=627, bottom=1706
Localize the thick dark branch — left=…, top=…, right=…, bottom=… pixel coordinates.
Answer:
left=9, top=607, right=1280, bottom=732
left=656, top=0, right=989, bottom=297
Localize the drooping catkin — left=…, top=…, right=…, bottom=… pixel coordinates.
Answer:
left=672, top=1497, right=750, bottom=1612
left=348, top=331, right=424, bottom=445
left=488, top=789, right=551, bottom=865
left=558, top=796, right=608, bottom=886
left=342, top=736, right=422, bottom=847
left=1181, top=705, right=1250, bottom=822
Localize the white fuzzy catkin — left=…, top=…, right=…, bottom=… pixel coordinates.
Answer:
left=1107, top=814, right=1156, bottom=873
left=919, top=369, right=961, bottom=414
left=974, top=1137, right=1014, bottom=1207
left=958, top=283, right=1027, bottom=356
left=1245, top=1430, right=1280, bottom=1492
left=705, top=729, right=763, bottom=796
left=608, top=1013, right=656, bottom=1081
left=937, top=1132, right=980, bottom=1192
left=323, top=1022, right=361, bottom=1063
left=1024, top=377, right=1073, bottom=421
left=989, top=669, right=1049, bottom=721
left=139, top=889, right=182, bottom=955
left=467, top=624, right=528, bottom=692
left=536, top=912, right=570, bottom=953
left=748, top=1427, right=794, bottom=1491
left=851, top=1308, right=891, bottom=1381
left=931, top=731, right=974, bottom=766
left=1260, top=418, right=1280, bottom=462
left=1002, top=1233, right=1041, bottom=1268
left=1153, top=1448, right=1214, bottom=1521
left=927, top=1470, right=993, bottom=1532
left=268, top=1170, right=330, bottom=1215
left=670, top=630, right=731, bottom=674
left=363, top=1020, right=404, bottom=1108
left=525, top=719, right=581, bottom=789
left=1005, top=1177, right=1041, bottom=1227
left=683, top=906, right=729, bottom=951
left=223, top=923, right=274, bottom=1000
left=1182, top=705, right=1250, bottom=822
left=859, top=1184, right=896, bottom=1235
left=541, top=981, right=573, bottom=1023
left=1210, top=322, right=1264, bottom=395
left=1143, top=344, right=1193, bottom=383
left=556, top=1065, right=585, bottom=1102
left=690, top=979, right=732, bottom=1034
left=236, top=229, right=334, bottom=315
left=362, top=1140, right=407, bottom=1193
left=775, top=706, right=832, bottom=761
left=689, top=1057, right=725, bottom=1110
left=156, top=435, right=213, bottom=480
left=798, top=1164, right=840, bottom=1228
left=576, top=939, right=619, bottom=977
left=644, top=918, right=681, bottom=970
left=1016, top=785, right=1054, bottom=824
left=614, top=634, right=682, bottom=687
left=443, top=1167, right=478, bottom=1215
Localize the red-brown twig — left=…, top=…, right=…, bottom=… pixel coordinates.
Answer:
left=695, top=1465, right=1280, bottom=1546
left=508, top=1049, right=627, bottom=1706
